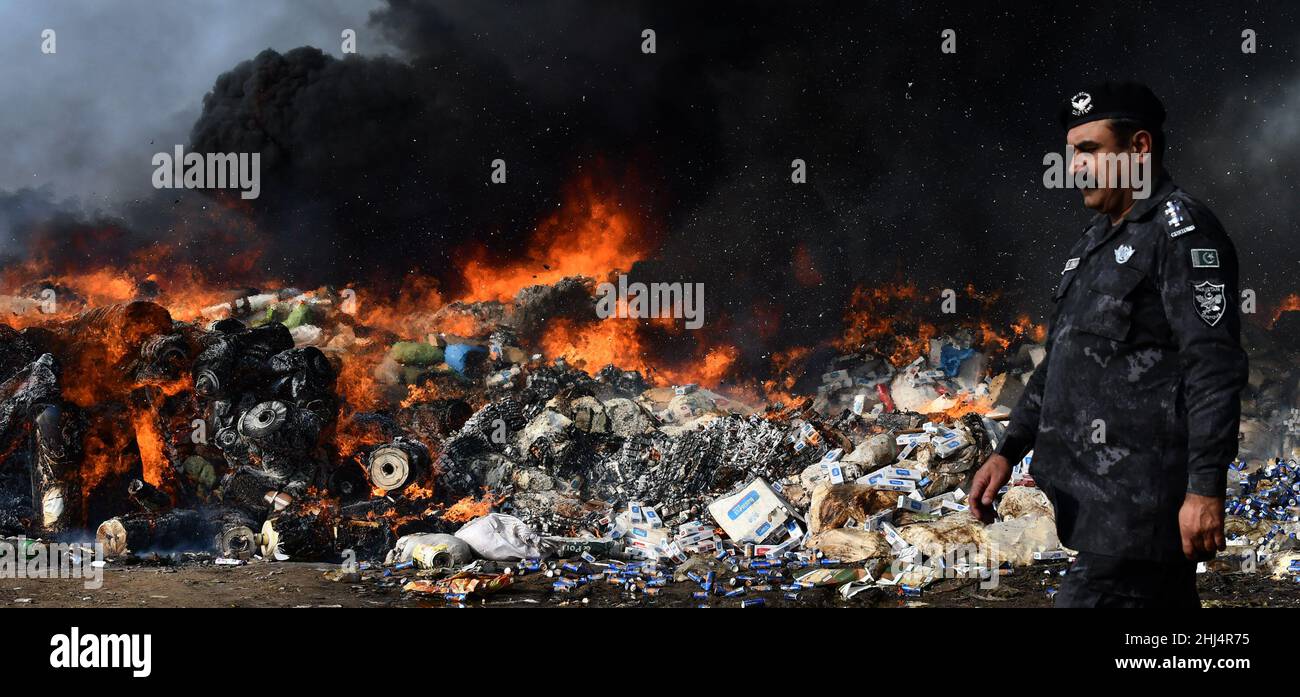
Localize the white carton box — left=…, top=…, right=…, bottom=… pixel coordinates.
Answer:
left=707, top=477, right=797, bottom=544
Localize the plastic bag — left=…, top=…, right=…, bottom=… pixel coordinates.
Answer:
left=984, top=515, right=1061, bottom=566
left=454, top=513, right=554, bottom=560
left=808, top=482, right=897, bottom=534
left=807, top=528, right=892, bottom=563
left=997, top=485, right=1054, bottom=520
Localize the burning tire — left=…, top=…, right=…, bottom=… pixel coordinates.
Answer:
left=366, top=437, right=431, bottom=494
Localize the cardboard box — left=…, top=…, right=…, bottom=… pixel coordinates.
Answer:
left=708, top=477, right=798, bottom=544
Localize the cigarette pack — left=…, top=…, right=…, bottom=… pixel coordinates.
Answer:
left=880, top=521, right=908, bottom=549
left=897, top=496, right=931, bottom=514
left=862, top=474, right=916, bottom=492
left=896, top=433, right=931, bottom=446
left=1032, top=549, right=1071, bottom=561
left=873, top=466, right=922, bottom=481
left=933, top=430, right=969, bottom=458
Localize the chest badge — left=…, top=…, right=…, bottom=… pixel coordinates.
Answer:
left=1192, top=281, right=1225, bottom=326
left=1114, top=244, right=1134, bottom=264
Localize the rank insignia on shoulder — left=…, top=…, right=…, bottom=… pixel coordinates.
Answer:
left=1191, top=248, right=1220, bottom=268
left=1063, top=257, right=1079, bottom=273
left=1164, top=199, right=1195, bottom=237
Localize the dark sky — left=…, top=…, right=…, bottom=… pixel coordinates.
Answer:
left=2, top=1, right=1298, bottom=364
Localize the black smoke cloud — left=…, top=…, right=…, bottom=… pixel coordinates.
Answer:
left=187, top=0, right=731, bottom=292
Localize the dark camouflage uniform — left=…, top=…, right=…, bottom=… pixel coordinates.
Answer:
left=998, top=175, right=1249, bottom=562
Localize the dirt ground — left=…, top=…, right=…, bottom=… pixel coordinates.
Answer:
left=4, top=557, right=1298, bottom=608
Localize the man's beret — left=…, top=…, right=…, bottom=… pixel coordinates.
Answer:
left=1058, top=81, right=1166, bottom=131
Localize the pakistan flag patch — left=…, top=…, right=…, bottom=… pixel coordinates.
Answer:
left=1191, top=249, right=1219, bottom=268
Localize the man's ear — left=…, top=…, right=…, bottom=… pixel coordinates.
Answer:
left=1131, top=129, right=1153, bottom=155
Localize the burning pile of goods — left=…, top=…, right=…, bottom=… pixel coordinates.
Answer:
left=2, top=271, right=1300, bottom=606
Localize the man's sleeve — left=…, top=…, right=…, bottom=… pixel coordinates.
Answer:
left=1156, top=203, right=1249, bottom=497
left=996, top=330, right=1053, bottom=465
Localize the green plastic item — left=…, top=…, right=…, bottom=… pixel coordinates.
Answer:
left=249, top=306, right=277, bottom=327
left=183, top=455, right=217, bottom=490
left=389, top=342, right=444, bottom=366
left=283, top=302, right=313, bottom=329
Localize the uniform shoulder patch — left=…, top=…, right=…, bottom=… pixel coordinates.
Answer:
left=1192, top=281, right=1225, bottom=326
left=1191, top=248, right=1220, bottom=268
left=1163, top=199, right=1196, bottom=238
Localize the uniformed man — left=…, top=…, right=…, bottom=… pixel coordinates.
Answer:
left=968, top=82, right=1249, bottom=608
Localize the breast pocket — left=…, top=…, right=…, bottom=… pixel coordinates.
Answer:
left=1053, top=268, right=1079, bottom=302
left=1077, top=266, right=1146, bottom=341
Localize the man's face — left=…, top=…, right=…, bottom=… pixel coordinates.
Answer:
left=1066, top=120, right=1146, bottom=213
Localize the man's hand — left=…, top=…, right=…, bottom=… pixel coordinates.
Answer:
left=1179, top=492, right=1225, bottom=561
left=967, top=454, right=1012, bottom=523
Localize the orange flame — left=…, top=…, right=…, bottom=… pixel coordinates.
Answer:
left=1271, top=293, right=1300, bottom=328
left=442, top=491, right=504, bottom=523
left=540, top=317, right=740, bottom=389
left=837, top=283, right=1044, bottom=368
left=459, top=176, right=649, bottom=303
